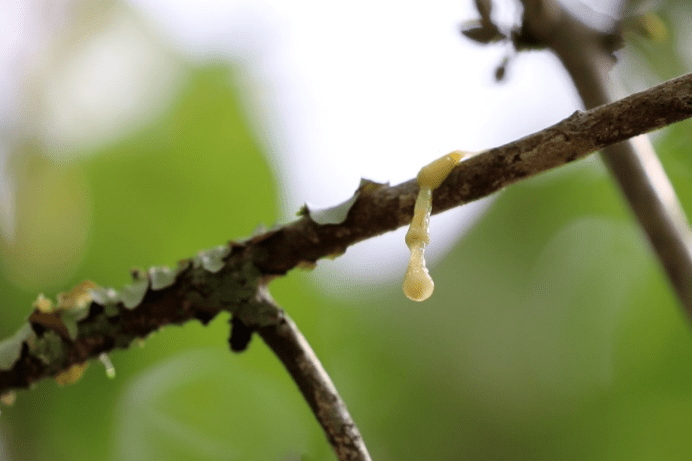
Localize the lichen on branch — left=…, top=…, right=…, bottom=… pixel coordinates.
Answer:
left=1, top=71, right=692, bottom=395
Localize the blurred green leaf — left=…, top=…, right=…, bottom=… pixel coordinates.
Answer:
left=0, top=63, right=287, bottom=461
left=78, top=64, right=277, bottom=287
left=112, top=349, right=318, bottom=461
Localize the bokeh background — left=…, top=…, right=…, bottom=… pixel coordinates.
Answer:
left=2, top=0, right=692, bottom=459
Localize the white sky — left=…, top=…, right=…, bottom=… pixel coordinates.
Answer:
left=1, top=0, right=584, bottom=298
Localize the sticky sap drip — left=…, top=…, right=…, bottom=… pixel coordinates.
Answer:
left=403, top=151, right=464, bottom=302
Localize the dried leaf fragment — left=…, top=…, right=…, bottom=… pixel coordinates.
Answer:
left=54, top=362, right=89, bottom=386
left=33, top=294, right=54, bottom=313
left=57, top=280, right=99, bottom=311
left=1, top=391, right=16, bottom=406
left=89, top=287, right=120, bottom=307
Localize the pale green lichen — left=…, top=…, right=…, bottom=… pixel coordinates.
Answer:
left=59, top=312, right=80, bottom=341
left=149, top=266, right=177, bottom=291
left=33, top=330, right=66, bottom=365
left=195, top=245, right=230, bottom=273
left=78, top=312, right=115, bottom=338
left=90, top=287, right=121, bottom=316
left=26, top=282, right=98, bottom=344
left=0, top=324, right=34, bottom=371
left=120, top=279, right=149, bottom=309
left=89, top=287, right=120, bottom=306
left=103, top=303, right=120, bottom=317
left=193, top=258, right=261, bottom=316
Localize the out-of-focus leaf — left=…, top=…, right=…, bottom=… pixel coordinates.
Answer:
left=78, top=65, right=277, bottom=287
left=113, top=349, right=321, bottom=461
left=0, top=63, right=280, bottom=461
left=0, top=153, right=93, bottom=292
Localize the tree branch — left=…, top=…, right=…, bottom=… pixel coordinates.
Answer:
left=518, top=0, right=692, bottom=318
left=1, top=71, right=692, bottom=397
left=242, top=289, right=372, bottom=460
left=1, top=68, right=691, bottom=461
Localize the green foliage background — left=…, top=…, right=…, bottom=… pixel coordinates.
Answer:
left=2, top=4, right=692, bottom=460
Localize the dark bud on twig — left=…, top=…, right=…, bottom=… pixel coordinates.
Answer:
left=229, top=316, right=253, bottom=352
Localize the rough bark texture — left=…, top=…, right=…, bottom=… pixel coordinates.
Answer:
left=518, top=0, right=692, bottom=317
left=252, top=291, right=372, bottom=460
left=2, top=71, right=692, bottom=396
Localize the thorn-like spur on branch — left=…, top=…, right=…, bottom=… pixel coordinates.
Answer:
left=240, top=290, right=372, bottom=461
left=1, top=71, right=692, bottom=397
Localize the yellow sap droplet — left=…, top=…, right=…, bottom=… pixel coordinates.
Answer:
left=402, top=150, right=466, bottom=302
left=403, top=247, right=434, bottom=302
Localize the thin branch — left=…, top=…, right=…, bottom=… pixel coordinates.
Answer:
left=1, top=71, right=692, bottom=395
left=518, top=0, right=692, bottom=317
left=240, top=289, right=372, bottom=461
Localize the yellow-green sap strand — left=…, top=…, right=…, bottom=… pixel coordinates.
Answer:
left=417, top=151, right=463, bottom=189
left=403, top=151, right=466, bottom=302
left=405, top=188, right=432, bottom=248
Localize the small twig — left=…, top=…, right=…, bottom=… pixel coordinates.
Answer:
left=518, top=0, right=692, bottom=318
left=239, top=290, right=372, bottom=461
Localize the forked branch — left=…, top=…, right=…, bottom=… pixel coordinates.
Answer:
left=1, top=69, right=691, bottom=461
left=244, top=290, right=372, bottom=460
left=2, top=70, right=692, bottom=393
left=517, top=0, right=692, bottom=318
